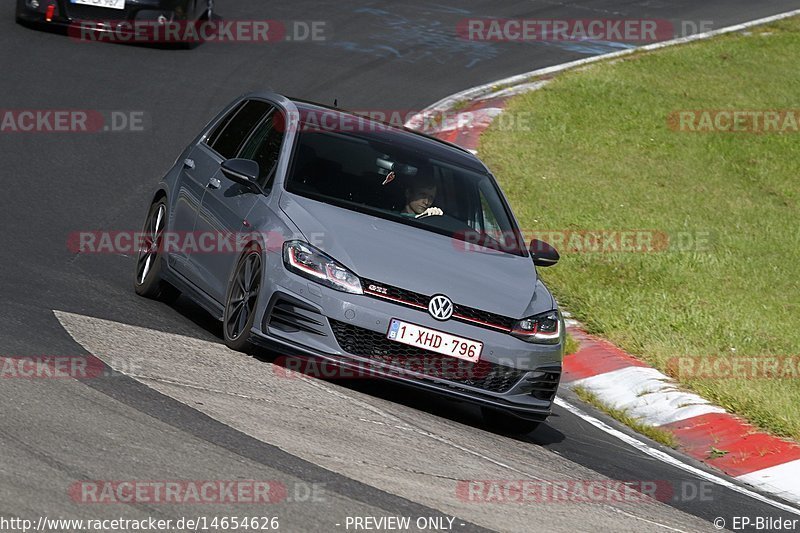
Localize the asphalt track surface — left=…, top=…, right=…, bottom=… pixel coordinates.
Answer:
left=2, top=1, right=800, bottom=532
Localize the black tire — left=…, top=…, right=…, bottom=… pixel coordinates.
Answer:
left=222, top=245, right=262, bottom=351
left=134, top=198, right=180, bottom=303
left=481, top=407, right=541, bottom=435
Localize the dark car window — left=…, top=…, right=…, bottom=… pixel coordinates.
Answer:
left=286, top=129, right=525, bottom=255
left=205, top=101, right=244, bottom=149
left=237, top=109, right=286, bottom=189
left=206, top=100, right=272, bottom=160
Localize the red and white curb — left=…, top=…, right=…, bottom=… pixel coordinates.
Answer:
left=405, top=8, right=800, bottom=509
left=564, top=325, right=800, bottom=506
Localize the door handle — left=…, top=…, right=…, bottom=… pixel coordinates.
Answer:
left=184, top=158, right=195, bottom=169
left=207, top=178, right=221, bottom=189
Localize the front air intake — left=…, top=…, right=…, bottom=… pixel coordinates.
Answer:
left=265, top=294, right=327, bottom=336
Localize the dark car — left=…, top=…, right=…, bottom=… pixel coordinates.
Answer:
left=16, top=0, right=213, bottom=37
left=134, top=92, right=565, bottom=433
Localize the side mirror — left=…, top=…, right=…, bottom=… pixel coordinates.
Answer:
left=530, top=239, right=559, bottom=267
left=221, top=159, right=261, bottom=191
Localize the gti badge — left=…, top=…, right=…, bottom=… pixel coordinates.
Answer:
left=428, top=294, right=454, bottom=321
left=367, top=284, right=388, bottom=295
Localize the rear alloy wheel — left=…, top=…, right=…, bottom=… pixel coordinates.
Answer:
left=134, top=198, right=180, bottom=302
left=223, top=247, right=262, bottom=351
left=481, top=407, right=541, bottom=435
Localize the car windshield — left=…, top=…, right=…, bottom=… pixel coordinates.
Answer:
left=284, top=128, right=525, bottom=256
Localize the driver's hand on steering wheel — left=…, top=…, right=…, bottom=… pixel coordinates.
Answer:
left=415, top=207, right=444, bottom=218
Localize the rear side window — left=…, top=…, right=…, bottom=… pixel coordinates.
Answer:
left=206, top=100, right=272, bottom=159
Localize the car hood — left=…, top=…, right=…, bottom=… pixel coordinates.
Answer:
left=279, top=193, right=550, bottom=318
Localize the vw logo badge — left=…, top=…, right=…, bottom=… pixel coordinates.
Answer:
left=428, top=295, right=454, bottom=321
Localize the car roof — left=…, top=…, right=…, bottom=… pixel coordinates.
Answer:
left=283, top=97, right=488, bottom=173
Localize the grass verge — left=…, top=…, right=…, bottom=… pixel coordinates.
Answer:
left=482, top=18, right=800, bottom=440
left=564, top=332, right=581, bottom=357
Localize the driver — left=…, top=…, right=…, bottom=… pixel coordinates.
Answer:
left=401, top=175, right=443, bottom=218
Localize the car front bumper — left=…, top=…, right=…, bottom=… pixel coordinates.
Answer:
left=249, top=249, right=564, bottom=421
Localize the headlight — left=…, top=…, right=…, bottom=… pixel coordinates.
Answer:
left=511, top=310, right=561, bottom=344
left=283, top=241, right=363, bottom=294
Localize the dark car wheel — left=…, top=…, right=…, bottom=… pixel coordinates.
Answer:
left=134, top=198, right=180, bottom=303
left=223, top=245, right=262, bottom=351
left=481, top=407, right=541, bottom=435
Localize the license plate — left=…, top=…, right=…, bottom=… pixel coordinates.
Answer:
left=71, top=0, right=125, bottom=10
left=387, top=319, right=483, bottom=363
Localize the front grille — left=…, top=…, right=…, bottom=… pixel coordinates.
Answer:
left=329, top=320, right=526, bottom=393
left=452, top=303, right=516, bottom=331
left=361, top=278, right=517, bottom=333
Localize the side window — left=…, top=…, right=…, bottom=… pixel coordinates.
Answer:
left=205, top=101, right=244, bottom=149
left=206, top=100, right=272, bottom=160
left=238, top=109, right=286, bottom=188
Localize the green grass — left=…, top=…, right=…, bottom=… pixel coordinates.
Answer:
left=564, top=332, right=581, bottom=356
left=573, top=386, right=679, bottom=448
left=481, top=19, right=800, bottom=440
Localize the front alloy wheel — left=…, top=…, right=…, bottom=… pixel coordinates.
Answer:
left=223, top=247, right=262, bottom=351
left=134, top=198, right=180, bottom=302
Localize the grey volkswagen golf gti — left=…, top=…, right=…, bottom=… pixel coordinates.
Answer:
left=135, top=92, right=564, bottom=432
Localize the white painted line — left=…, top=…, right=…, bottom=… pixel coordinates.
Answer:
left=607, top=508, right=688, bottom=533
left=555, top=398, right=800, bottom=515
left=406, top=8, right=800, bottom=128
left=737, top=460, right=800, bottom=506
left=570, top=366, right=725, bottom=426
left=478, top=80, right=551, bottom=101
